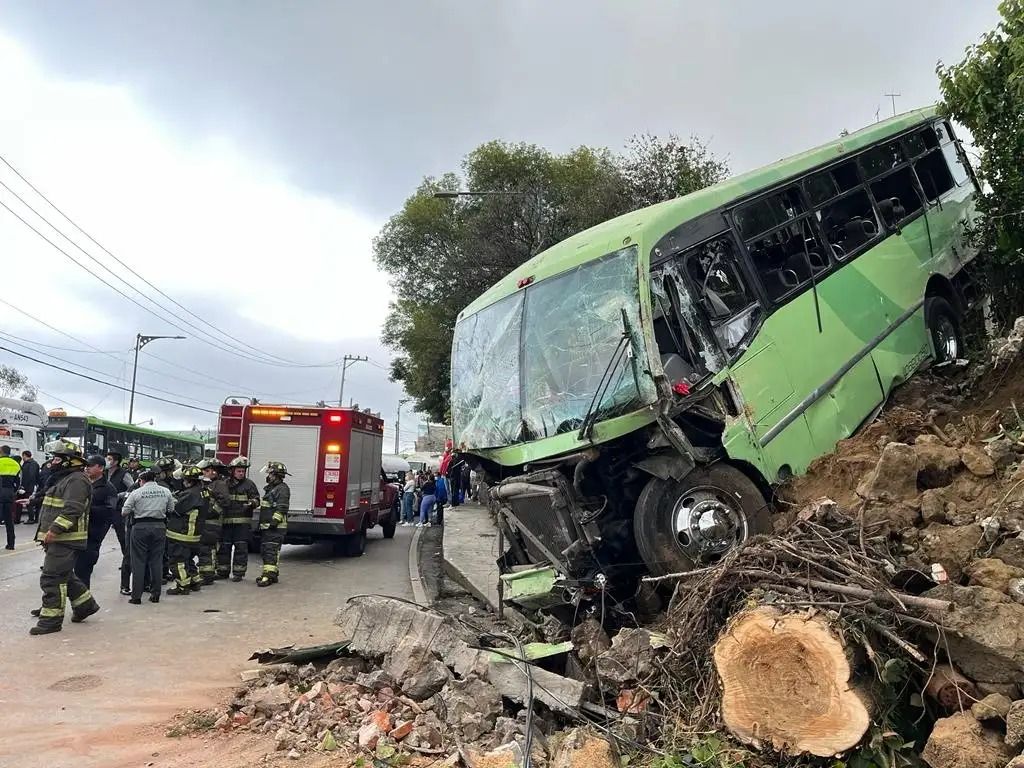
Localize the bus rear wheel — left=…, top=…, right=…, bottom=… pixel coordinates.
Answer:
left=925, top=296, right=962, bottom=365
left=633, top=463, right=770, bottom=577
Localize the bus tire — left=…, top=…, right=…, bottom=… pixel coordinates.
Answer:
left=925, top=295, right=962, bottom=365
left=633, top=462, right=770, bottom=577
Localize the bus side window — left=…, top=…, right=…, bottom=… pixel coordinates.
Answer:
left=908, top=125, right=956, bottom=201
left=685, top=236, right=758, bottom=353
left=805, top=163, right=881, bottom=262
left=744, top=213, right=831, bottom=302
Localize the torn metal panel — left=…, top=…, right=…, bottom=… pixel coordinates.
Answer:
left=500, top=566, right=559, bottom=607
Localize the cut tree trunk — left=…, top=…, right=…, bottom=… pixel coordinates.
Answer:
left=713, top=606, right=872, bottom=757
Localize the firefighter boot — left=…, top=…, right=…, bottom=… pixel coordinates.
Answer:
left=30, top=623, right=62, bottom=635
left=167, top=585, right=191, bottom=596
left=256, top=573, right=277, bottom=587
left=71, top=599, right=100, bottom=623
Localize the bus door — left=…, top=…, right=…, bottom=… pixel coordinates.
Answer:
left=730, top=183, right=884, bottom=472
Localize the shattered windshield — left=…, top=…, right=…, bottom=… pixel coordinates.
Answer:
left=452, top=245, right=656, bottom=449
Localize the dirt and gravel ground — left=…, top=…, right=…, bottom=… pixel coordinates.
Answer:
left=0, top=526, right=415, bottom=768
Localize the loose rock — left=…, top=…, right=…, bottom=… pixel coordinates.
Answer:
left=915, top=437, right=961, bottom=488
left=962, top=444, right=997, bottom=478
left=967, top=559, right=1024, bottom=595
left=857, top=442, right=919, bottom=501
left=570, top=619, right=611, bottom=666
left=972, top=693, right=1013, bottom=721
left=1007, top=700, right=1024, bottom=748
left=595, top=628, right=655, bottom=685
left=921, top=713, right=1011, bottom=768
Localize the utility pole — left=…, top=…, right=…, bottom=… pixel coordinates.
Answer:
left=338, top=355, right=368, bottom=407
left=884, top=92, right=901, bottom=117
left=129, top=333, right=185, bottom=423
left=395, top=398, right=410, bottom=454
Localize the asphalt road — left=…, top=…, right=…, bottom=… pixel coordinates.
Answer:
left=0, top=521, right=415, bottom=768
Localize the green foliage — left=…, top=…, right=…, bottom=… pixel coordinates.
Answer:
left=375, top=137, right=728, bottom=421
left=937, top=0, right=1024, bottom=328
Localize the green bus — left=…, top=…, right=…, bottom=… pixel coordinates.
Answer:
left=451, top=106, right=977, bottom=582
left=44, top=415, right=205, bottom=465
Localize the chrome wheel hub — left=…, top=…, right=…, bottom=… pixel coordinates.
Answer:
left=933, top=316, right=958, bottom=361
left=672, top=487, right=748, bottom=563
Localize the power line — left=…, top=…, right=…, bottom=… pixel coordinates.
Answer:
left=0, top=346, right=218, bottom=414
left=0, top=153, right=320, bottom=367
left=0, top=187, right=339, bottom=369
left=0, top=296, right=126, bottom=365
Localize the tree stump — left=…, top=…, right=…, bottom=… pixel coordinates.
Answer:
left=713, top=606, right=871, bottom=757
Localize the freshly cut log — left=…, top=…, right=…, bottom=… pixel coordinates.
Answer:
left=713, top=607, right=871, bottom=757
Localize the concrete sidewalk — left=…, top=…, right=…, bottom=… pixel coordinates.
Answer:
left=440, top=502, right=501, bottom=610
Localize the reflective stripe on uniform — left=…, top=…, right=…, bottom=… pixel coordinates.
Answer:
left=53, top=531, right=88, bottom=542
left=229, top=494, right=251, bottom=502
left=272, top=512, right=287, bottom=525
left=187, top=510, right=198, bottom=538
left=167, top=530, right=200, bottom=543
left=52, top=515, right=74, bottom=530
left=222, top=517, right=251, bottom=525
left=39, top=606, right=63, bottom=617
left=59, top=583, right=67, bottom=610
left=261, top=564, right=279, bottom=574
left=71, top=590, right=94, bottom=608
left=42, top=496, right=65, bottom=508
left=176, top=563, right=189, bottom=587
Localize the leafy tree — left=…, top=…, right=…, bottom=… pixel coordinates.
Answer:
left=0, top=365, right=37, bottom=400
left=375, top=136, right=729, bottom=421
left=937, top=0, right=1024, bottom=327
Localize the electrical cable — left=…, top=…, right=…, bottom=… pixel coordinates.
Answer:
left=0, top=346, right=218, bottom=414
left=0, top=193, right=341, bottom=369
left=0, top=153, right=328, bottom=367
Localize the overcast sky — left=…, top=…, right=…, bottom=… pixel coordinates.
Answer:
left=0, top=1, right=1002, bottom=444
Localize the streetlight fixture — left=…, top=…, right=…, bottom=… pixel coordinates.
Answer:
left=129, top=334, right=185, bottom=423
left=132, top=419, right=154, bottom=427
left=395, top=397, right=410, bottom=455
left=338, top=354, right=368, bottom=407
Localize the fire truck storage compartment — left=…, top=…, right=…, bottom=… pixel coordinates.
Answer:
left=247, top=423, right=320, bottom=513
left=347, top=429, right=383, bottom=510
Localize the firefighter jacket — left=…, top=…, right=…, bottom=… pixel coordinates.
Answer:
left=259, top=481, right=290, bottom=530
left=223, top=476, right=260, bottom=526
left=156, top=472, right=183, bottom=493
left=168, top=485, right=208, bottom=545
left=201, top=477, right=229, bottom=538
left=34, top=467, right=92, bottom=550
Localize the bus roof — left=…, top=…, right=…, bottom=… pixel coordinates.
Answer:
left=459, top=105, right=939, bottom=320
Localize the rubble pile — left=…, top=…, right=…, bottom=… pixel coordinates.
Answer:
left=195, top=596, right=622, bottom=767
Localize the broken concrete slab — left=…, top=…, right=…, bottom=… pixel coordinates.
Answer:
left=595, top=628, right=655, bottom=685
left=487, top=658, right=587, bottom=716
left=441, top=677, right=502, bottom=741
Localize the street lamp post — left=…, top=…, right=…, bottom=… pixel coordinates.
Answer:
left=338, top=354, right=368, bottom=407
left=129, top=334, right=185, bottom=423
left=395, top=398, right=410, bottom=455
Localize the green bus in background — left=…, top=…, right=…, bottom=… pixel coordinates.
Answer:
left=44, top=414, right=205, bottom=465
left=451, top=106, right=978, bottom=584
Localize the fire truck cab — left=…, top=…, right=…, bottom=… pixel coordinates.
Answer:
left=216, top=400, right=399, bottom=555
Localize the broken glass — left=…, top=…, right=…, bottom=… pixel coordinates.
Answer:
left=522, top=246, right=656, bottom=438
left=451, top=291, right=524, bottom=449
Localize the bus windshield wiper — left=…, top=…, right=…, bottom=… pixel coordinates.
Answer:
left=577, top=309, right=639, bottom=442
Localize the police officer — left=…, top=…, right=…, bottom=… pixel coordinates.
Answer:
left=0, top=445, right=21, bottom=550
left=217, top=456, right=259, bottom=581
left=197, top=458, right=228, bottom=584
left=256, top=461, right=291, bottom=588
left=30, top=440, right=100, bottom=635
left=166, top=465, right=208, bottom=595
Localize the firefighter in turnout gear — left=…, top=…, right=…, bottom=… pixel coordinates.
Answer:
left=166, top=465, right=208, bottom=595
left=256, top=462, right=290, bottom=587
left=154, top=456, right=182, bottom=492
left=217, top=456, right=259, bottom=581
left=197, top=458, right=227, bottom=584
left=30, top=440, right=100, bottom=635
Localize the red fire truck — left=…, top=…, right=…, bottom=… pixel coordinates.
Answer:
left=216, top=399, right=399, bottom=556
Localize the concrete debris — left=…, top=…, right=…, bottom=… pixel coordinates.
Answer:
left=487, top=657, right=587, bottom=715
left=550, top=728, right=618, bottom=768
left=1007, top=700, right=1024, bottom=748
left=972, top=693, right=1013, bottom=721
left=594, top=628, right=656, bottom=685
left=921, top=712, right=1012, bottom=768
left=569, top=619, right=611, bottom=666
left=962, top=444, right=997, bottom=477
left=440, top=677, right=502, bottom=741
left=856, top=442, right=919, bottom=501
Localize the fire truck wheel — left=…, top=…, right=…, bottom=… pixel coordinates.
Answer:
left=335, top=528, right=367, bottom=557
left=381, top=514, right=397, bottom=539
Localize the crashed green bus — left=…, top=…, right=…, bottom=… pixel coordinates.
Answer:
left=451, top=106, right=978, bottom=590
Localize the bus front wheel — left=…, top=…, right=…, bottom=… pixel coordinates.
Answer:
left=925, top=296, right=962, bottom=365
left=633, top=463, right=770, bottom=577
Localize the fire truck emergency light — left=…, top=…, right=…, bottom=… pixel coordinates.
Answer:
left=328, top=414, right=342, bottom=423
left=325, top=443, right=341, bottom=453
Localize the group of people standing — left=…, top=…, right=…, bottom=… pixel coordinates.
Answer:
left=399, top=447, right=474, bottom=528
left=17, top=439, right=291, bottom=636
left=0, top=446, right=42, bottom=549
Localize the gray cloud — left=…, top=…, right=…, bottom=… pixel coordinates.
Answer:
left=0, top=1, right=1001, bottom=216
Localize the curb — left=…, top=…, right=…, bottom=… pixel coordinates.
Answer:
left=408, top=525, right=428, bottom=606
left=442, top=554, right=497, bottom=611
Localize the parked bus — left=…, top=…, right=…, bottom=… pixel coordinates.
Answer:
left=451, top=106, right=978, bottom=582
left=44, top=414, right=205, bottom=465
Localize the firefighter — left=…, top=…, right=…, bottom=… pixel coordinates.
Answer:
left=29, top=440, right=100, bottom=635
left=154, top=456, right=182, bottom=492
left=218, top=456, right=259, bottom=581
left=166, top=465, right=208, bottom=595
left=256, top=461, right=291, bottom=588
left=197, top=458, right=227, bottom=584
